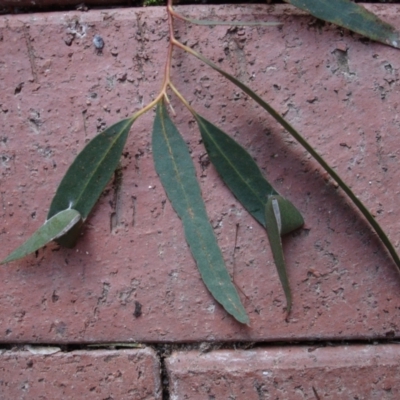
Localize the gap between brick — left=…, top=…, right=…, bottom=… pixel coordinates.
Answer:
left=0, top=338, right=398, bottom=400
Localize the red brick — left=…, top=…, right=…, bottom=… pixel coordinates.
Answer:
left=166, top=344, right=400, bottom=399
left=1, top=5, right=400, bottom=342
left=2, top=0, right=123, bottom=7
left=0, top=347, right=161, bottom=399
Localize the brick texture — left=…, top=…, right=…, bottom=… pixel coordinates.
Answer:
left=0, top=347, right=161, bottom=399
left=166, top=344, right=400, bottom=399
left=1, top=5, right=400, bottom=342
left=2, top=0, right=122, bottom=7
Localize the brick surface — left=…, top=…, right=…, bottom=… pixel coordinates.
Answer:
left=1, top=5, right=400, bottom=342
left=166, top=344, right=400, bottom=399
left=0, top=347, right=161, bottom=399
left=2, top=0, right=122, bottom=7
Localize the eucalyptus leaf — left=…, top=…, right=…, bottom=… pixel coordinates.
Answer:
left=186, top=46, right=400, bottom=271
left=195, top=113, right=303, bottom=312
left=53, top=217, right=84, bottom=249
left=195, top=113, right=277, bottom=227
left=1, top=209, right=82, bottom=264
left=265, top=196, right=291, bottom=312
left=48, top=118, right=134, bottom=221
left=276, top=196, right=304, bottom=236
left=152, top=100, right=249, bottom=325
left=265, top=195, right=304, bottom=313
left=285, top=0, right=400, bottom=49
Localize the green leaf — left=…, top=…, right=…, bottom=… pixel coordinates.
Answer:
left=276, top=196, right=304, bottom=236
left=152, top=100, right=249, bottom=325
left=185, top=45, right=400, bottom=272
left=195, top=113, right=278, bottom=226
left=264, top=196, right=291, bottom=313
left=1, top=209, right=82, bottom=264
left=195, top=113, right=303, bottom=312
left=285, top=0, right=400, bottom=49
left=48, top=118, right=134, bottom=221
left=196, top=114, right=304, bottom=233
left=53, top=217, right=84, bottom=249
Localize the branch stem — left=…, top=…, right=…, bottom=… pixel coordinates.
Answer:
left=173, top=39, right=400, bottom=271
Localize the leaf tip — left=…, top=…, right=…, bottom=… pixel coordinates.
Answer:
left=385, top=33, right=400, bottom=49
left=239, top=317, right=251, bottom=326
left=234, top=311, right=250, bottom=325
left=286, top=302, right=292, bottom=316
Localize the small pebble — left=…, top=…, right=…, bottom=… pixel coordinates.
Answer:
left=93, top=34, right=104, bottom=50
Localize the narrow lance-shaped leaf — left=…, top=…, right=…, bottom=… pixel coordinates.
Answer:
left=265, top=196, right=304, bottom=313
left=3, top=118, right=134, bottom=259
left=48, top=118, right=134, bottom=221
left=47, top=117, right=134, bottom=247
left=54, top=217, right=84, bottom=248
left=152, top=100, right=249, bottom=325
left=1, top=209, right=82, bottom=264
left=184, top=44, right=400, bottom=272
left=195, top=113, right=277, bottom=227
left=195, top=112, right=303, bottom=311
left=285, top=0, right=400, bottom=49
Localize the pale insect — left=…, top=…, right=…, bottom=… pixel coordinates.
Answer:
left=93, top=34, right=104, bottom=52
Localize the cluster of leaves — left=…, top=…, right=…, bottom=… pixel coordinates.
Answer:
left=2, top=0, right=400, bottom=325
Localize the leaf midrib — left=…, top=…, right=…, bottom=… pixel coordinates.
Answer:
left=53, top=118, right=132, bottom=218
left=197, top=116, right=272, bottom=225
left=158, top=104, right=244, bottom=316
